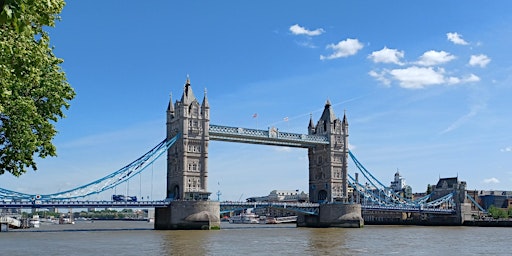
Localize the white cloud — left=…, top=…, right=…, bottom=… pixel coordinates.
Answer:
left=469, top=54, right=491, bottom=68
left=389, top=66, right=445, bottom=89
left=463, top=73, right=480, bottom=83
left=368, top=47, right=404, bottom=65
left=483, top=177, right=500, bottom=184
left=416, top=50, right=456, bottom=66
left=320, top=38, right=363, bottom=60
left=447, top=32, right=469, bottom=45
left=370, top=66, right=480, bottom=89
left=500, top=146, right=512, bottom=152
left=368, top=70, right=391, bottom=86
left=289, top=24, right=325, bottom=36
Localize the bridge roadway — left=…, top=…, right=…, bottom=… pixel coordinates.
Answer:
left=220, top=202, right=455, bottom=215
left=0, top=200, right=455, bottom=215
left=0, top=200, right=170, bottom=209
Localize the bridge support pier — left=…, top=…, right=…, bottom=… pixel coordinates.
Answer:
left=154, top=201, right=220, bottom=230
left=297, top=203, right=363, bottom=228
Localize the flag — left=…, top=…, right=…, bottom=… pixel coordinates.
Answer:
left=283, top=117, right=289, bottom=122
left=253, top=113, right=258, bottom=118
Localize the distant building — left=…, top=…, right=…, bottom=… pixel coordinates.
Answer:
left=390, top=171, right=412, bottom=200
left=431, top=177, right=467, bottom=205
left=477, top=190, right=512, bottom=210
left=390, top=171, right=406, bottom=191
left=246, top=190, right=308, bottom=202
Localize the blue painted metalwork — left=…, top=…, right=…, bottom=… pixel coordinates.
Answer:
left=347, top=151, right=458, bottom=213
left=0, top=132, right=463, bottom=215
left=0, top=134, right=180, bottom=201
left=361, top=205, right=454, bottom=214
left=349, top=151, right=412, bottom=206
left=219, top=201, right=320, bottom=215
left=466, top=193, right=486, bottom=213
left=425, top=192, right=455, bottom=207
left=209, top=124, right=328, bottom=148
left=0, top=200, right=170, bottom=209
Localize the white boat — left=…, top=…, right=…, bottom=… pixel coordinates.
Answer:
left=30, top=215, right=40, bottom=228
left=263, top=216, right=298, bottom=224
left=229, top=211, right=259, bottom=224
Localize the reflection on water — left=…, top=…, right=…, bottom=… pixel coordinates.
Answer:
left=0, top=221, right=509, bottom=255
left=161, top=230, right=212, bottom=255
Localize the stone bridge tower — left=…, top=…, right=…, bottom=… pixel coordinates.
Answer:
left=166, top=77, right=211, bottom=201
left=155, top=77, right=219, bottom=230
left=307, top=100, right=349, bottom=203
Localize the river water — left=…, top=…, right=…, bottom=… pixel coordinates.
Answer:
left=0, top=221, right=508, bottom=255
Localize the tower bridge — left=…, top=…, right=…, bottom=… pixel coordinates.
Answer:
left=158, top=77, right=359, bottom=229
left=0, top=77, right=477, bottom=230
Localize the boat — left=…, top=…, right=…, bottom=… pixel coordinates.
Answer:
left=229, top=210, right=259, bottom=224
left=30, top=215, right=40, bottom=228
left=264, top=216, right=298, bottom=224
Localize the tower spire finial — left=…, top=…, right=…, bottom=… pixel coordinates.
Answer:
left=186, top=74, right=190, bottom=85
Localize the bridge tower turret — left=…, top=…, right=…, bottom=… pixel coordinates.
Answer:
left=166, top=77, right=211, bottom=201
left=156, top=77, right=219, bottom=230
left=307, top=100, right=349, bottom=203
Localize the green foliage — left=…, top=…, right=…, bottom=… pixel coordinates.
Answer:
left=76, top=209, right=141, bottom=220
left=0, top=0, right=74, bottom=176
left=28, top=210, right=60, bottom=218
left=487, top=205, right=508, bottom=219
left=426, top=184, right=431, bottom=194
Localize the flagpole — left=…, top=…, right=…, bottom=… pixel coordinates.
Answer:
left=253, top=113, right=258, bottom=129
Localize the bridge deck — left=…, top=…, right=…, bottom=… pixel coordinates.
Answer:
left=209, top=124, right=328, bottom=148
left=0, top=200, right=170, bottom=209
left=0, top=200, right=455, bottom=215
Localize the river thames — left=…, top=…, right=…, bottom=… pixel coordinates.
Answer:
left=0, top=220, right=508, bottom=255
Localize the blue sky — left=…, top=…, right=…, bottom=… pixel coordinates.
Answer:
left=2, top=1, right=512, bottom=201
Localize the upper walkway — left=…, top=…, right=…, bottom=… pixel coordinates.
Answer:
left=209, top=124, right=329, bottom=148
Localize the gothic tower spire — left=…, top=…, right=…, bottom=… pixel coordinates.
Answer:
left=308, top=100, right=348, bottom=203
left=167, top=77, right=210, bottom=201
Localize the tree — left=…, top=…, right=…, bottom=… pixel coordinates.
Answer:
left=426, top=184, right=432, bottom=194
left=488, top=205, right=508, bottom=219
left=0, top=0, right=74, bottom=176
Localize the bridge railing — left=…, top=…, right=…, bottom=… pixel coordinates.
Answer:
left=0, top=200, right=170, bottom=209
left=209, top=124, right=329, bottom=147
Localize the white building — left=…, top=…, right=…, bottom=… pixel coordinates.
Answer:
left=390, top=171, right=406, bottom=192
left=246, top=190, right=308, bottom=202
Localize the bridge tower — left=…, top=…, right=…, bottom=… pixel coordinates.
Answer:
left=155, top=77, right=220, bottom=230
left=166, top=76, right=211, bottom=201
left=307, top=100, right=349, bottom=203
left=299, top=101, right=363, bottom=228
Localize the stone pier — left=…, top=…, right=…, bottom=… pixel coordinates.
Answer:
left=154, top=201, right=220, bottom=230
left=297, top=203, right=364, bottom=228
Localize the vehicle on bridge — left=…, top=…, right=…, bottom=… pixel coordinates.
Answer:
left=112, top=195, right=137, bottom=202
